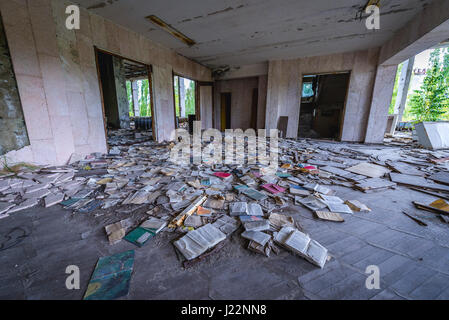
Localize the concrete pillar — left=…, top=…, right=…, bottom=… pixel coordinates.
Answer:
left=200, top=85, right=213, bottom=129
left=179, top=78, right=186, bottom=117
left=131, top=80, right=140, bottom=117
left=394, top=57, right=415, bottom=123
left=364, top=64, right=399, bottom=144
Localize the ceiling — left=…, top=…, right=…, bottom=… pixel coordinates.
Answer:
left=123, top=59, right=148, bottom=79
left=73, top=0, right=435, bottom=68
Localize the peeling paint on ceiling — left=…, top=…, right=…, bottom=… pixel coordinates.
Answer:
left=73, top=0, right=435, bottom=68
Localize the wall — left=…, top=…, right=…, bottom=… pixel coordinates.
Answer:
left=257, top=75, right=267, bottom=129
left=0, top=14, right=29, bottom=156
left=214, top=77, right=264, bottom=131
left=200, top=85, right=213, bottom=129
left=266, top=48, right=380, bottom=142
left=0, top=0, right=211, bottom=165
left=213, top=64, right=268, bottom=131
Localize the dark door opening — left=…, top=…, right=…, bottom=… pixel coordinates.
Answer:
left=298, top=72, right=350, bottom=140
left=220, top=93, right=231, bottom=130
left=251, top=88, right=258, bottom=129
left=95, top=48, right=155, bottom=146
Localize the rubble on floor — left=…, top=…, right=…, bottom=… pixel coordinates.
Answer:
left=1, top=130, right=449, bottom=273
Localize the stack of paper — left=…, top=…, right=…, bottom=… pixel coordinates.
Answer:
left=296, top=195, right=327, bottom=211
left=241, top=230, right=271, bottom=246
left=243, top=219, right=270, bottom=232
left=140, top=217, right=167, bottom=234
left=274, top=226, right=328, bottom=268
left=247, top=203, right=263, bottom=216
left=319, top=195, right=353, bottom=214
left=174, top=224, right=226, bottom=260
left=230, top=202, right=248, bottom=216
left=212, top=215, right=240, bottom=235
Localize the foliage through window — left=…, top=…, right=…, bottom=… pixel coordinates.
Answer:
left=174, top=76, right=196, bottom=117
left=409, top=48, right=449, bottom=123
left=126, top=79, right=152, bottom=117
left=302, top=82, right=314, bottom=98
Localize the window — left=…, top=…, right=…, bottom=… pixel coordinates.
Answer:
left=126, top=79, right=152, bottom=117
left=302, top=82, right=314, bottom=98
left=174, top=75, right=196, bottom=118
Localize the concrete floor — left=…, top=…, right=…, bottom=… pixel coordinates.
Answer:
left=1, top=181, right=449, bottom=300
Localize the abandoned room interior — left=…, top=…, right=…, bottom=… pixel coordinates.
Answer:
left=1, top=0, right=449, bottom=302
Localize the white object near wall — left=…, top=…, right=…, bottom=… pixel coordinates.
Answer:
left=415, top=122, right=449, bottom=149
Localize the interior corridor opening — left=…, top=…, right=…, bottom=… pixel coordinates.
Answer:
left=298, top=72, right=350, bottom=140
left=95, top=48, right=155, bottom=147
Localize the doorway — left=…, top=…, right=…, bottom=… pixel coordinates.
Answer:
left=220, top=92, right=232, bottom=130
left=95, top=48, right=155, bottom=147
left=173, top=74, right=196, bottom=131
left=251, top=88, right=258, bottom=129
left=298, top=72, right=350, bottom=140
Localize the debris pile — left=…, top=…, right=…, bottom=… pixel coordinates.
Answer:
left=1, top=129, right=449, bottom=271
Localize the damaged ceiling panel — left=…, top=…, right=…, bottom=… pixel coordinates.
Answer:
left=73, top=0, right=434, bottom=68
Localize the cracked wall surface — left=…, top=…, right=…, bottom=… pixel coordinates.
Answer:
left=0, top=14, right=29, bottom=156
left=72, top=0, right=433, bottom=68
